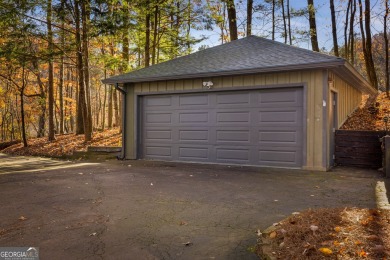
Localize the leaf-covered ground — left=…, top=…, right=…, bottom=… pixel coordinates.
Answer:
left=341, top=92, right=390, bottom=131
left=257, top=208, right=390, bottom=259
left=0, top=128, right=121, bottom=157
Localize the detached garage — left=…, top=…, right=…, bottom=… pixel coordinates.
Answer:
left=103, top=36, right=376, bottom=171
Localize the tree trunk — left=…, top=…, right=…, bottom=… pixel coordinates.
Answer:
left=121, top=2, right=130, bottom=73
left=102, top=70, right=107, bottom=131
left=75, top=0, right=86, bottom=135
left=344, top=0, right=351, bottom=59
left=186, top=0, right=192, bottom=54
left=113, top=90, right=119, bottom=127
left=272, top=0, right=275, bottom=40
left=152, top=5, right=159, bottom=65
left=281, top=0, right=287, bottom=44
left=349, top=0, right=356, bottom=64
left=225, top=0, right=238, bottom=41
left=21, top=67, right=27, bottom=147
left=58, top=0, right=65, bottom=134
left=108, top=86, right=113, bottom=129
left=47, top=0, right=55, bottom=141
left=287, top=0, right=292, bottom=45
left=358, top=0, right=378, bottom=88
left=330, top=0, right=339, bottom=56
left=307, top=0, right=320, bottom=52
left=145, top=0, right=151, bottom=67
left=81, top=0, right=92, bottom=141
left=247, top=0, right=253, bottom=36
left=385, top=0, right=389, bottom=95
left=364, top=0, right=378, bottom=89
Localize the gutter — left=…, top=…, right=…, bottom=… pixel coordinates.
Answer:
left=114, top=83, right=127, bottom=160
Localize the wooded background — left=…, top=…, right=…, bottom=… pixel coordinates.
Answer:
left=0, top=0, right=388, bottom=146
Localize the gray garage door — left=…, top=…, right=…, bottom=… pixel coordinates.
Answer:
left=140, top=88, right=303, bottom=167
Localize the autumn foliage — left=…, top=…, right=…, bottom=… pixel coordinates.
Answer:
left=342, top=93, right=390, bottom=131
left=258, top=208, right=390, bottom=259
left=1, top=128, right=121, bottom=157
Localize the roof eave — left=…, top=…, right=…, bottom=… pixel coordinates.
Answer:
left=101, top=60, right=345, bottom=85
left=331, top=62, right=377, bottom=95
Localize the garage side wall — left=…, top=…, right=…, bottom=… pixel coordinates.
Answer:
left=126, top=70, right=325, bottom=170
left=328, top=71, right=362, bottom=127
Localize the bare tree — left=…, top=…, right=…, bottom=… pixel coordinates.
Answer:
left=247, top=0, right=253, bottom=36
left=344, top=0, right=351, bottom=59
left=47, top=0, right=55, bottom=141
left=272, top=0, right=275, bottom=40
left=287, top=0, right=292, bottom=45
left=145, top=0, right=151, bottom=67
left=82, top=0, right=92, bottom=141
left=225, top=0, right=238, bottom=41
left=330, top=0, right=339, bottom=56
left=308, top=0, right=320, bottom=51
left=348, top=0, right=356, bottom=64
left=281, top=0, right=287, bottom=44
left=358, top=0, right=378, bottom=88
left=385, top=0, right=389, bottom=95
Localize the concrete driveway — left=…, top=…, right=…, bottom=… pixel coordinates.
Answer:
left=0, top=153, right=384, bottom=259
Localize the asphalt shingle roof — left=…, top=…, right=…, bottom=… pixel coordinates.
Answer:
left=102, top=36, right=348, bottom=85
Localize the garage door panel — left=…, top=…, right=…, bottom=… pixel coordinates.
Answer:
left=259, top=150, right=297, bottom=165
left=258, top=145, right=302, bottom=166
left=216, top=147, right=250, bottom=163
left=179, top=94, right=209, bottom=106
left=258, top=89, right=303, bottom=107
left=144, top=96, right=172, bottom=107
left=145, top=112, right=172, bottom=124
left=216, top=92, right=250, bottom=105
left=217, top=111, right=250, bottom=123
left=145, top=130, right=172, bottom=141
left=258, top=130, right=300, bottom=145
left=179, top=146, right=209, bottom=160
left=145, top=146, right=172, bottom=158
left=216, top=130, right=250, bottom=143
left=179, top=112, right=209, bottom=123
left=179, top=130, right=209, bottom=142
left=259, top=110, right=299, bottom=123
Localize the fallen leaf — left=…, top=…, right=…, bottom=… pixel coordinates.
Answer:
left=319, top=247, right=333, bottom=255
left=334, top=226, right=341, bottom=232
left=358, top=249, right=367, bottom=257
left=269, top=231, right=277, bottom=239
left=18, top=216, right=27, bottom=221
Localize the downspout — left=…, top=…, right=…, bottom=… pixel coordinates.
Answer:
left=114, top=83, right=127, bottom=160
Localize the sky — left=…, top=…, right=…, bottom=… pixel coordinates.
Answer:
left=196, top=0, right=387, bottom=52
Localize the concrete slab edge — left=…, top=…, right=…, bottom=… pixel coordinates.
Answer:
left=375, top=181, right=390, bottom=210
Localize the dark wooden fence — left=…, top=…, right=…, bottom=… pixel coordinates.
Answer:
left=335, top=130, right=386, bottom=168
